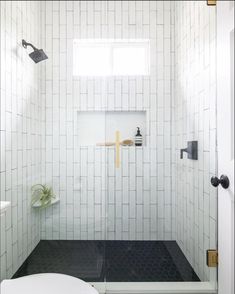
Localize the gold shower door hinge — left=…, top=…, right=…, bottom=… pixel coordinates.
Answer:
left=207, top=0, right=216, bottom=6
left=207, top=250, right=218, bottom=267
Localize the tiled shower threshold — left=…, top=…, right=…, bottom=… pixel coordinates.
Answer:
left=91, top=282, right=216, bottom=294
left=12, top=241, right=217, bottom=294
left=90, top=282, right=217, bottom=294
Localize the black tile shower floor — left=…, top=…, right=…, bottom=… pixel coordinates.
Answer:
left=12, top=240, right=200, bottom=282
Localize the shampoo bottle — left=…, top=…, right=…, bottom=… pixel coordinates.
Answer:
left=135, top=127, right=142, bottom=146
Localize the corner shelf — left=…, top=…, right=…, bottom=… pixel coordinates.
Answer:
left=32, top=198, right=60, bottom=208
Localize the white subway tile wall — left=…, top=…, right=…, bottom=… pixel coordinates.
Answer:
left=0, top=1, right=43, bottom=280
left=40, top=0, right=175, bottom=242
left=0, top=0, right=218, bottom=284
left=174, top=1, right=217, bottom=282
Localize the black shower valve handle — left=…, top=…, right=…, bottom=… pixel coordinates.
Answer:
left=180, top=147, right=188, bottom=159
left=180, top=141, right=198, bottom=160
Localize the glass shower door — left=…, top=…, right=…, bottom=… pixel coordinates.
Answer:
left=71, top=77, right=108, bottom=282
left=104, top=85, right=156, bottom=282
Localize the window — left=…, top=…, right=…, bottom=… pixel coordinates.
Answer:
left=73, top=39, right=150, bottom=76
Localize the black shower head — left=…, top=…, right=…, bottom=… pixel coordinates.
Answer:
left=29, top=49, right=48, bottom=63
left=22, top=39, right=48, bottom=63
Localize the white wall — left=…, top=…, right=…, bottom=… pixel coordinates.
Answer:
left=0, top=1, right=43, bottom=280
left=40, top=0, right=175, bottom=241
left=174, top=1, right=217, bottom=282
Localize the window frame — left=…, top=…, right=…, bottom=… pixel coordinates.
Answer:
left=73, top=39, right=150, bottom=77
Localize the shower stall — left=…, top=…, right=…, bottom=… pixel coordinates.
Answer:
left=0, top=1, right=219, bottom=293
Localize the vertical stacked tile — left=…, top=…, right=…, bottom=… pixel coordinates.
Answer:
left=0, top=1, right=43, bottom=280
left=40, top=0, right=174, bottom=242
left=174, top=1, right=217, bottom=282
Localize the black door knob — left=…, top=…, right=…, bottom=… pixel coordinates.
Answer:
left=211, top=175, right=230, bottom=189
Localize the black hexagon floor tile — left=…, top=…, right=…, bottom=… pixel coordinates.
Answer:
left=12, top=240, right=200, bottom=282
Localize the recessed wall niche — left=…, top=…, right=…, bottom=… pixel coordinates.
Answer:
left=76, top=111, right=146, bottom=146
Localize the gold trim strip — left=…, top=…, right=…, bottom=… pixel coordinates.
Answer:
left=115, top=131, right=120, bottom=168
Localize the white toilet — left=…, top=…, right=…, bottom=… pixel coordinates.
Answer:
left=1, top=273, right=99, bottom=294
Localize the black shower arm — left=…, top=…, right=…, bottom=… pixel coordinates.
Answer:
left=22, top=39, right=38, bottom=51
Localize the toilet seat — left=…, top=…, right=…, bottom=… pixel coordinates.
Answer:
left=1, top=273, right=99, bottom=294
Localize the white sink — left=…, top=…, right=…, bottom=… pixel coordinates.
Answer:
left=0, top=201, right=11, bottom=214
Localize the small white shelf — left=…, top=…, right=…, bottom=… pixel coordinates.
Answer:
left=32, top=198, right=60, bottom=208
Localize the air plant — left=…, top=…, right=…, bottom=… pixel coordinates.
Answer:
left=31, top=184, right=55, bottom=208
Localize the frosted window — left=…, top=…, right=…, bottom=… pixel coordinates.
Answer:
left=73, top=45, right=110, bottom=76
left=113, top=47, right=149, bottom=75
left=73, top=39, right=150, bottom=76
